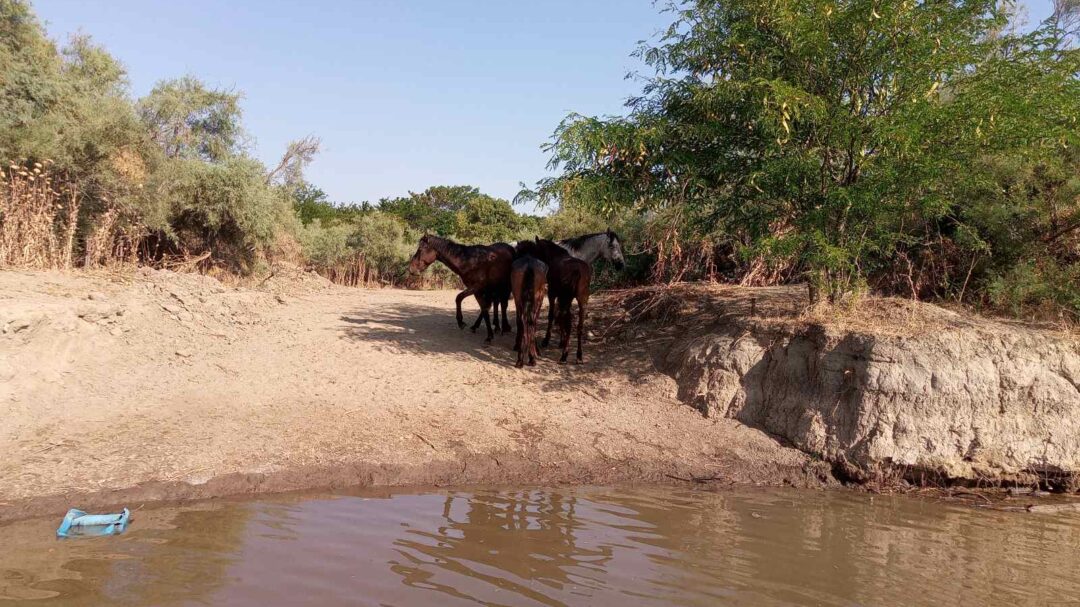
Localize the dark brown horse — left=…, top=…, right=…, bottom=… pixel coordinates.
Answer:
left=510, top=255, right=547, bottom=368
left=408, top=235, right=512, bottom=342
left=487, top=242, right=515, bottom=333
left=514, top=238, right=591, bottom=363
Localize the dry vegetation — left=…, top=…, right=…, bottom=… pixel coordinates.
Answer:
left=593, top=282, right=1080, bottom=344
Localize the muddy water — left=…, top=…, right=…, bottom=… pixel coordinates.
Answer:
left=2, top=487, right=1080, bottom=606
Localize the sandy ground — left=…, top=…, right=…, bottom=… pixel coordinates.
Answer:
left=0, top=268, right=826, bottom=522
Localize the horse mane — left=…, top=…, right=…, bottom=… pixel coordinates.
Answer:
left=426, top=235, right=492, bottom=257
left=516, top=238, right=570, bottom=261
left=560, top=231, right=619, bottom=251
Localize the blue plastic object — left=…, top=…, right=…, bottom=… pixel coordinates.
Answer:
left=56, top=508, right=130, bottom=538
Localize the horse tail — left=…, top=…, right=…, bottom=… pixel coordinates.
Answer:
left=522, top=265, right=535, bottom=329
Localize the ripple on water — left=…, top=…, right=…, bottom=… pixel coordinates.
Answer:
left=2, top=486, right=1080, bottom=606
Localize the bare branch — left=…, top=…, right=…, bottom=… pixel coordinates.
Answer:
left=266, top=135, right=321, bottom=186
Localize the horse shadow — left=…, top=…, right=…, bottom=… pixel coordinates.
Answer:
left=337, top=301, right=669, bottom=395
left=338, top=303, right=515, bottom=365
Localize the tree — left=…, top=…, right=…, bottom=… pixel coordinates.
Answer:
left=266, top=135, right=320, bottom=187
left=531, top=0, right=1078, bottom=313
left=451, top=193, right=522, bottom=243
left=137, top=76, right=245, bottom=162
left=379, top=185, right=481, bottom=235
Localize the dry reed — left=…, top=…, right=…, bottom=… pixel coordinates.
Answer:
left=1, top=160, right=137, bottom=270
left=0, top=160, right=72, bottom=267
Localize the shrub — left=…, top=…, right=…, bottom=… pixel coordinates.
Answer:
left=141, top=156, right=294, bottom=272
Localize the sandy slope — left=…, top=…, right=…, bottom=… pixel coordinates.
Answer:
left=0, top=268, right=824, bottom=521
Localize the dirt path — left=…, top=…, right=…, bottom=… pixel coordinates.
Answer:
left=0, top=269, right=825, bottom=521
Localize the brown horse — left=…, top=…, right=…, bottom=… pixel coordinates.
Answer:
left=488, top=242, right=515, bottom=333
left=408, top=235, right=512, bottom=342
left=514, top=238, right=591, bottom=363
left=510, top=255, right=547, bottom=368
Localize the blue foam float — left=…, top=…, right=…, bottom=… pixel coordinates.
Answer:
left=56, top=508, right=130, bottom=538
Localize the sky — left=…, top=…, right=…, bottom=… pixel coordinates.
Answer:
left=35, top=0, right=1057, bottom=207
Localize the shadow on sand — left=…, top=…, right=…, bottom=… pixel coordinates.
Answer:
left=337, top=301, right=667, bottom=396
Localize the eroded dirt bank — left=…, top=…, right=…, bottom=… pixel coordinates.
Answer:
left=0, top=269, right=828, bottom=523
left=654, top=285, right=1080, bottom=488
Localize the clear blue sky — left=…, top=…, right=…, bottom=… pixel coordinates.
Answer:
left=35, top=0, right=1056, bottom=207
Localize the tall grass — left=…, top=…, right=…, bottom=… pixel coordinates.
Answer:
left=1, top=161, right=70, bottom=267
left=0, top=161, right=134, bottom=270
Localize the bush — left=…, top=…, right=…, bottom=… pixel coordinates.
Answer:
left=141, top=157, right=294, bottom=271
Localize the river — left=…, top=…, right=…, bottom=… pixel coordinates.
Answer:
left=2, top=487, right=1079, bottom=606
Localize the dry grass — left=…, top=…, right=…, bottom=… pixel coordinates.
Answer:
left=592, top=281, right=1078, bottom=343
left=0, top=160, right=74, bottom=268
left=0, top=160, right=136, bottom=271
left=317, top=252, right=387, bottom=288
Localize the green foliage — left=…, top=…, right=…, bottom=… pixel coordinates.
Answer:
left=292, top=183, right=371, bottom=227
left=451, top=193, right=532, bottom=243
left=298, top=208, right=458, bottom=286
left=378, top=185, right=541, bottom=244
left=378, top=185, right=475, bottom=235
left=0, top=0, right=322, bottom=274
left=0, top=4, right=146, bottom=181
left=297, top=221, right=355, bottom=267
left=137, top=76, right=245, bottom=162
left=530, top=0, right=1080, bottom=318
left=346, top=211, right=417, bottom=276
left=144, top=157, right=291, bottom=248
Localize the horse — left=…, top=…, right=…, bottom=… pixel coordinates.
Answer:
left=530, top=229, right=625, bottom=351
left=408, top=235, right=512, bottom=343
left=487, top=242, right=515, bottom=333
left=510, top=255, right=547, bottom=368
left=557, top=229, right=626, bottom=269
left=514, top=238, right=591, bottom=364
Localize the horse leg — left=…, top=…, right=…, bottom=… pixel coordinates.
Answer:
left=528, top=294, right=543, bottom=365
left=513, top=292, right=524, bottom=354
left=525, top=320, right=536, bottom=366
left=558, top=302, right=572, bottom=364
left=575, top=294, right=588, bottom=364
left=455, top=287, right=477, bottom=330
left=501, top=294, right=513, bottom=333
left=515, top=319, right=526, bottom=367
left=532, top=296, right=544, bottom=357
left=541, top=292, right=556, bottom=348
left=489, top=291, right=501, bottom=334
left=477, top=293, right=495, bottom=343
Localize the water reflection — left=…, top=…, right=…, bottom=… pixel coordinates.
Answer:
left=389, top=490, right=612, bottom=605
left=2, top=487, right=1080, bottom=606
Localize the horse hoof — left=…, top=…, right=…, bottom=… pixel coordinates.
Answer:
left=515, top=361, right=524, bottom=368
left=458, top=322, right=466, bottom=330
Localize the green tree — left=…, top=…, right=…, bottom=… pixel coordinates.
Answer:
left=137, top=76, right=245, bottom=162
left=531, top=0, right=1079, bottom=313
left=378, top=185, right=480, bottom=235
left=451, top=193, right=522, bottom=243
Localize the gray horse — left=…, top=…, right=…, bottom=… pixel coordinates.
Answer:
left=556, top=229, right=626, bottom=269
left=507, top=229, right=626, bottom=268
left=537, top=229, right=626, bottom=348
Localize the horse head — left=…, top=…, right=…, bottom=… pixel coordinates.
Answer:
left=408, top=235, right=438, bottom=274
